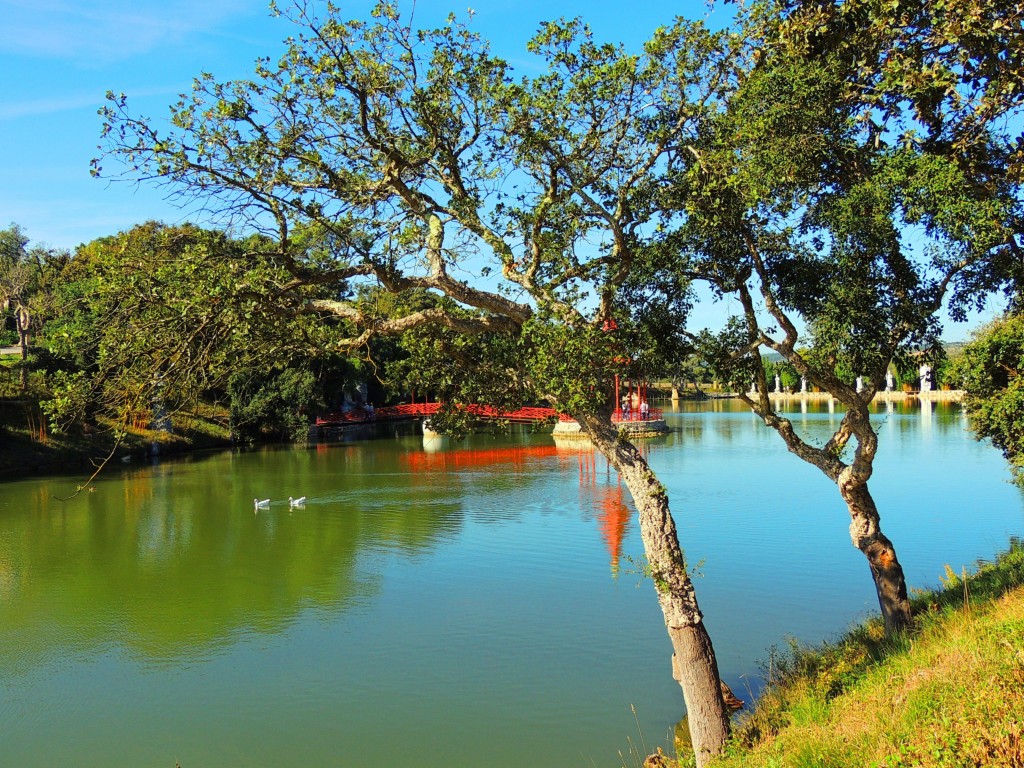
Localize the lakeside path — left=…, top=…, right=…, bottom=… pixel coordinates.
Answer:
left=705, top=390, right=965, bottom=403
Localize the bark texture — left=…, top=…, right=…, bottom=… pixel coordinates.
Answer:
left=838, top=466, right=912, bottom=632
left=745, top=393, right=914, bottom=635
left=576, top=412, right=730, bottom=766
left=733, top=258, right=916, bottom=635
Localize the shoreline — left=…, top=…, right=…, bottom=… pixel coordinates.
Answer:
left=756, top=390, right=964, bottom=403
left=1, top=392, right=967, bottom=482
left=665, top=390, right=964, bottom=403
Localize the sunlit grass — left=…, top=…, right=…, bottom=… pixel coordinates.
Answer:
left=0, top=397, right=233, bottom=479
left=693, top=541, right=1024, bottom=768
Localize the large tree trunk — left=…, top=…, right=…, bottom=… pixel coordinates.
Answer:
left=754, top=403, right=914, bottom=635
left=669, top=622, right=730, bottom=762
left=577, top=413, right=730, bottom=766
left=837, top=467, right=913, bottom=633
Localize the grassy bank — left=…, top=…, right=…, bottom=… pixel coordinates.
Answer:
left=0, top=399, right=234, bottom=481
left=679, top=542, right=1024, bottom=768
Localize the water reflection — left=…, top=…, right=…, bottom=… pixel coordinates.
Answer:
left=0, top=445, right=477, bottom=671
left=403, top=442, right=559, bottom=473
left=0, top=403, right=1020, bottom=768
left=555, top=441, right=633, bottom=573
left=921, top=398, right=934, bottom=438
left=1, top=436, right=630, bottom=673
left=667, top=397, right=967, bottom=452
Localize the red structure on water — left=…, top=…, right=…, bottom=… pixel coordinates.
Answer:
left=316, top=401, right=660, bottom=427
left=397, top=441, right=634, bottom=573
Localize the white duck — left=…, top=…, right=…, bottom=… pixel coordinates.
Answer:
left=288, top=496, right=306, bottom=508
left=253, top=498, right=271, bottom=511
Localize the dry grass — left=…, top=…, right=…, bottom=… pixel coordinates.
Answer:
left=0, top=400, right=233, bottom=480
left=699, top=542, right=1024, bottom=768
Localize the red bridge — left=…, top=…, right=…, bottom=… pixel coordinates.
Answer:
left=315, top=401, right=661, bottom=427
left=316, top=402, right=569, bottom=426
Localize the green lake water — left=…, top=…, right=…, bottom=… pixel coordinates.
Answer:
left=1, top=399, right=1021, bottom=767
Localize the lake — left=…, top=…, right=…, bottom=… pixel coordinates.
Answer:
left=1, top=399, right=1021, bottom=767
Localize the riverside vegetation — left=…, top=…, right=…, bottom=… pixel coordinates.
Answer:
left=91, top=0, right=1024, bottom=757
left=0, top=395, right=232, bottom=480
left=656, top=541, right=1024, bottom=768
left=3, top=0, right=1022, bottom=761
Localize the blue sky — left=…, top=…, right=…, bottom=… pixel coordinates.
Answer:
left=1, top=0, right=723, bottom=251
left=0, top=0, right=999, bottom=338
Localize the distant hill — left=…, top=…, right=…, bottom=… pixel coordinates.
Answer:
left=760, top=341, right=966, bottom=363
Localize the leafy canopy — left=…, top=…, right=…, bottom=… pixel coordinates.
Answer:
left=96, top=1, right=736, bottom=419
left=952, top=313, right=1024, bottom=485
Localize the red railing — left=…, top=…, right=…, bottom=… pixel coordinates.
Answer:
left=316, top=402, right=662, bottom=426
left=316, top=401, right=563, bottom=426
left=611, top=407, right=663, bottom=422
left=316, top=402, right=436, bottom=425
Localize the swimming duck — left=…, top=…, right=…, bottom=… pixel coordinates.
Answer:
left=721, top=681, right=744, bottom=711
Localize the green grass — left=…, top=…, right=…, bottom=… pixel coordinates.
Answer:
left=0, top=398, right=234, bottom=481
left=677, top=541, right=1024, bottom=768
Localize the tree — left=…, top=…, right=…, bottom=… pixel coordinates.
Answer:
left=96, top=4, right=740, bottom=759
left=41, top=221, right=362, bottom=437
left=227, top=365, right=320, bottom=441
left=672, top=0, right=1022, bottom=634
left=951, top=313, right=1024, bottom=484
left=661, top=353, right=714, bottom=398
left=762, top=357, right=799, bottom=392
left=0, top=224, right=49, bottom=390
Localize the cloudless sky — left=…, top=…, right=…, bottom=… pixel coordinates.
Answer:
left=0, top=0, right=998, bottom=338
left=1, top=0, right=723, bottom=250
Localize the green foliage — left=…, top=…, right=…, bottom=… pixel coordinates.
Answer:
left=617, top=238, right=698, bottom=381
left=94, top=3, right=737, bottom=430
left=951, top=313, right=1024, bottom=483
left=389, top=322, right=536, bottom=436
left=674, top=0, right=1022, bottom=404
left=713, top=540, right=1024, bottom=768
left=37, top=222, right=360, bottom=438
left=523, top=314, right=621, bottom=415
left=0, top=224, right=34, bottom=313
left=381, top=306, right=625, bottom=434
left=762, top=358, right=800, bottom=391
left=694, top=320, right=763, bottom=395
left=1, top=224, right=57, bottom=344
left=227, top=365, right=322, bottom=442
left=39, top=371, right=90, bottom=433
left=657, top=0, right=1022, bottom=640
left=767, top=0, right=1024, bottom=314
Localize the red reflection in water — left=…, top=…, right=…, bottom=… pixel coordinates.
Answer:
left=402, top=443, right=561, bottom=472
left=403, top=441, right=634, bottom=572
left=560, top=444, right=633, bottom=573
left=596, top=486, right=631, bottom=574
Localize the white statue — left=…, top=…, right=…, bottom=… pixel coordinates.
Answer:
left=919, top=363, right=933, bottom=393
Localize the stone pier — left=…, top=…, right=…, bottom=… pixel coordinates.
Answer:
left=552, top=417, right=669, bottom=440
